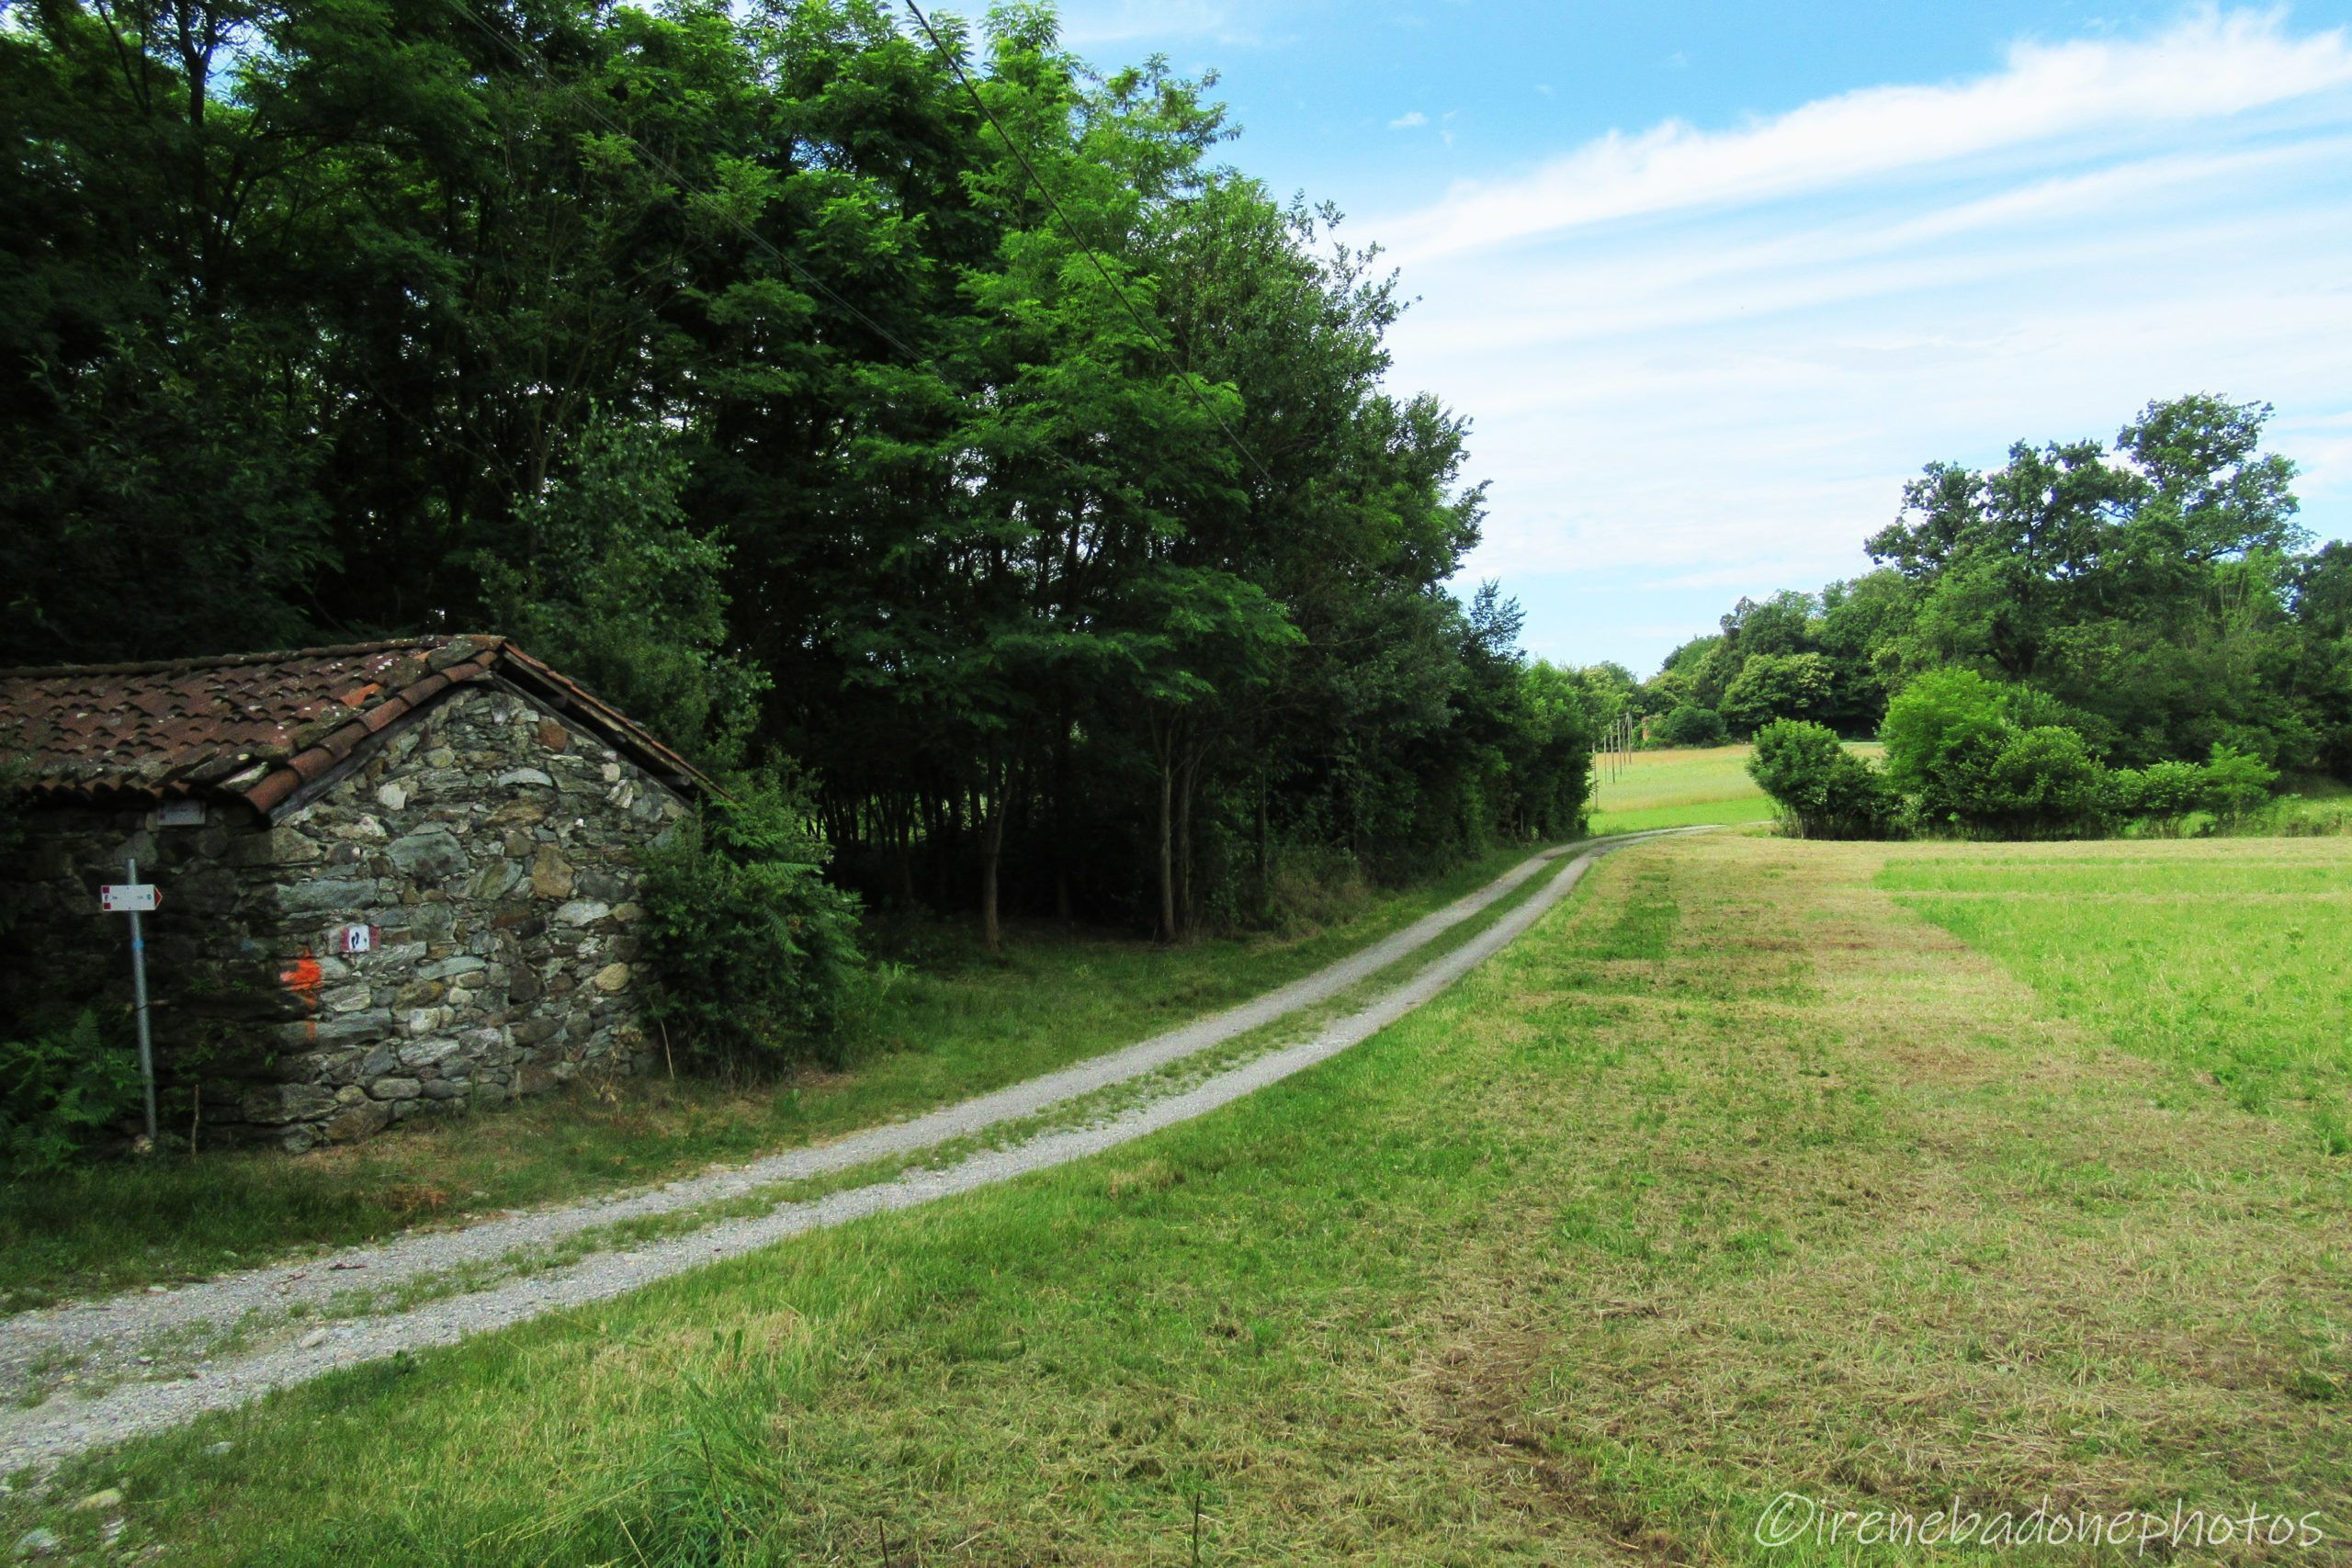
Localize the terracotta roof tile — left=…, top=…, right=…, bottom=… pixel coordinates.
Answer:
left=0, top=636, right=715, bottom=817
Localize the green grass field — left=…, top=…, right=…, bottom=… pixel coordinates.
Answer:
left=1882, top=840, right=2352, bottom=1146
left=1586, top=741, right=1881, bottom=832
left=11, top=831, right=2346, bottom=1563
left=1586, top=743, right=1774, bottom=833
left=0, top=844, right=1550, bottom=1312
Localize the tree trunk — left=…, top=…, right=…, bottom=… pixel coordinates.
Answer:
left=1153, top=723, right=1177, bottom=944
left=979, top=750, right=1006, bottom=953
left=891, top=795, right=916, bottom=908
left=1174, top=748, right=1199, bottom=941
left=1052, top=715, right=1074, bottom=924
left=1256, top=769, right=1271, bottom=906
left=929, top=789, right=953, bottom=909
left=980, top=820, right=1002, bottom=951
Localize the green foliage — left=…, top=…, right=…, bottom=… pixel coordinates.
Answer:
left=1778, top=401, right=2328, bottom=840
left=1657, top=397, right=2345, bottom=791
left=0, top=0, right=1582, bottom=960
left=1720, top=651, right=1835, bottom=736
left=1746, top=720, right=1894, bottom=839
left=639, top=770, right=865, bottom=1074
left=1655, top=705, right=1728, bottom=747
left=1501, top=659, right=1598, bottom=840
left=1255, top=842, right=1373, bottom=940
left=1879, top=668, right=2017, bottom=818
left=1983, top=726, right=2110, bottom=835
left=2114, top=744, right=2278, bottom=826
left=1878, top=675, right=2114, bottom=836
left=0, top=1011, right=141, bottom=1172
left=2117, top=760, right=2208, bottom=818
left=485, top=420, right=766, bottom=772
left=2198, top=744, right=2279, bottom=819
left=1868, top=396, right=2321, bottom=768
left=0, top=776, right=140, bottom=1170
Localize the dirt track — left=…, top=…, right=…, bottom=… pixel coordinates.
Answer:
left=0, top=831, right=1675, bottom=1475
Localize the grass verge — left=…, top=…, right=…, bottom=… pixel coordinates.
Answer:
left=9, top=831, right=2346, bottom=1563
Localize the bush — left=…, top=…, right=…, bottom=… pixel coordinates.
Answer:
left=1881, top=668, right=2015, bottom=816
left=1747, top=720, right=1896, bottom=839
left=639, top=767, right=865, bottom=1075
left=1721, top=652, right=1835, bottom=736
left=1, top=1010, right=141, bottom=1171
left=2272, top=798, right=2352, bottom=837
left=0, top=778, right=141, bottom=1168
left=1655, top=705, right=1727, bottom=747
left=2115, top=759, right=2206, bottom=817
left=1983, top=726, right=2110, bottom=834
left=2112, top=745, right=2278, bottom=824
left=2199, top=743, right=2277, bottom=819
left=1875, top=669, right=2283, bottom=839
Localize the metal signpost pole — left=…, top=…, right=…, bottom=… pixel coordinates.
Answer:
left=125, top=856, right=159, bottom=1145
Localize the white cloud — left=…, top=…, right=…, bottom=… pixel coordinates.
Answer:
left=1389, top=110, right=1429, bottom=129
left=1365, top=8, right=2352, bottom=668
left=1379, top=9, right=2352, bottom=263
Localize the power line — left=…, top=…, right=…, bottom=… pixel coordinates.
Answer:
left=897, top=0, right=1280, bottom=492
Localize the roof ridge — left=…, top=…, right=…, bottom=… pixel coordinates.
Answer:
left=0, top=633, right=713, bottom=813
left=0, top=636, right=498, bottom=683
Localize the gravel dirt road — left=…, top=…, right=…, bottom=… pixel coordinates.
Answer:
left=0, top=830, right=1676, bottom=1475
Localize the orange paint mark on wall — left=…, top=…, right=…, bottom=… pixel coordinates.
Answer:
left=280, top=948, right=323, bottom=1043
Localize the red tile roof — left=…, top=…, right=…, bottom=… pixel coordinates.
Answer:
left=0, top=636, right=714, bottom=817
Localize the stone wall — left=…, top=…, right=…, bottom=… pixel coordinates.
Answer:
left=6, top=679, right=689, bottom=1150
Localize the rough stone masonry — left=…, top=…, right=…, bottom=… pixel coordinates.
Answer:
left=4, top=649, right=695, bottom=1151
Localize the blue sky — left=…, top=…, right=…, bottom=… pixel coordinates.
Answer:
left=1046, top=1, right=2352, bottom=673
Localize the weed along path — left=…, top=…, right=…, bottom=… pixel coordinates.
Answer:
left=0, top=830, right=1688, bottom=1475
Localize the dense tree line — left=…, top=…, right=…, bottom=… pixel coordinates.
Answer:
left=1, top=0, right=1595, bottom=948
left=1600, top=396, right=2350, bottom=783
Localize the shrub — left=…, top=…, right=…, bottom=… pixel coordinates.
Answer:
left=2272, top=798, right=2352, bottom=837
left=1747, top=720, right=1896, bottom=839
left=2111, top=746, right=2278, bottom=824
left=1881, top=668, right=2015, bottom=814
left=2199, top=743, right=2277, bottom=819
left=1721, top=652, right=1835, bottom=736
left=1881, top=673, right=2133, bottom=835
left=1983, top=726, right=2110, bottom=834
left=0, top=779, right=142, bottom=1168
left=639, top=766, right=865, bottom=1075
left=1655, top=705, right=1727, bottom=747
left=1, top=1010, right=141, bottom=1171
left=2116, top=759, right=2206, bottom=818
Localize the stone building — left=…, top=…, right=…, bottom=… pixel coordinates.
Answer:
left=0, top=637, right=710, bottom=1150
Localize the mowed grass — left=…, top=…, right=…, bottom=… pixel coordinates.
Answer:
left=12, top=833, right=2349, bottom=1563
left=1881, top=840, right=2352, bottom=1148
left=1587, top=744, right=1773, bottom=833
left=0, top=844, right=1547, bottom=1312
left=1585, top=742, right=1879, bottom=833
